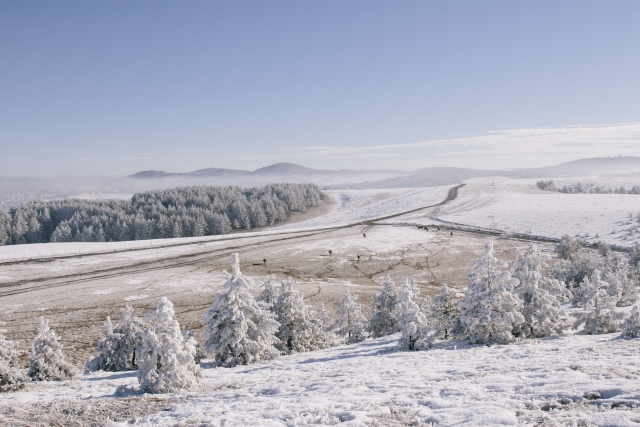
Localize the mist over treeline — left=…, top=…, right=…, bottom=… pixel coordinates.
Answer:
left=0, top=183, right=328, bottom=246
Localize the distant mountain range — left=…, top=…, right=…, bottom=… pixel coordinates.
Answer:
left=131, top=162, right=404, bottom=179
left=131, top=156, right=640, bottom=189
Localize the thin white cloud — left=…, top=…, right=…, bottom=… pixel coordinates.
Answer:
left=290, top=123, right=640, bottom=170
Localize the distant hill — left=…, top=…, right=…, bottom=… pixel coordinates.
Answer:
left=504, top=156, right=640, bottom=178
left=130, top=162, right=405, bottom=180
left=129, top=157, right=640, bottom=190
left=329, top=156, right=640, bottom=189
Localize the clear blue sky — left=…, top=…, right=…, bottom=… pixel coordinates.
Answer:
left=1, top=1, right=639, bottom=176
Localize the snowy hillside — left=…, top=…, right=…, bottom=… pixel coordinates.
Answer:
left=2, top=332, right=639, bottom=426
left=427, top=178, right=640, bottom=247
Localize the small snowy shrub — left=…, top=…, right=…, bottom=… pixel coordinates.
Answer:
left=573, top=271, right=623, bottom=335
left=369, top=276, right=398, bottom=338
left=430, top=283, right=461, bottom=340
left=458, top=241, right=524, bottom=345
left=554, top=249, right=604, bottom=293
left=273, top=278, right=333, bottom=354
left=85, top=305, right=146, bottom=373
left=0, top=321, right=25, bottom=392
left=202, top=253, right=280, bottom=367
left=333, top=290, right=368, bottom=344
left=621, top=306, right=640, bottom=338
left=556, top=235, right=582, bottom=259
left=28, top=317, right=78, bottom=381
left=136, top=297, right=202, bottom=393
left=257, top=275, right=280, bottom=311
left=394, top=279, right=430, bottom=350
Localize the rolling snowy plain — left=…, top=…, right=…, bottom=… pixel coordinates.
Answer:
left=394, top=177, right=640, bottom=248
left=2, top=178, right=640, bottom=426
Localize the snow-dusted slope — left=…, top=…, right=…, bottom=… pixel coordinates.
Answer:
left=430, top=178, right=640, bottom=247
left=274, top=186, right=451, bottom=231
left=3, top=333, right=639, bottom=426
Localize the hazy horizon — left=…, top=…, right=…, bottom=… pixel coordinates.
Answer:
left=2, top=2, right=639, bottom=177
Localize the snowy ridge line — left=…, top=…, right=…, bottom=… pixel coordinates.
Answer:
left=379, top=219, right=634, bottom=253
left=0, top=184, right=465, bottom=266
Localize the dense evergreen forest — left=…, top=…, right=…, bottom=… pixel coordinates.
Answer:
left=0, top=183, right=328, bottom=245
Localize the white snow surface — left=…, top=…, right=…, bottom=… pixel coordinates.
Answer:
left=0, top=187, right=449, bottom=261
left=273, top=186, right=451, bottom=231
left=429, top=178, right=640, bottom=247
left=4, top=333, right=640, bottom=426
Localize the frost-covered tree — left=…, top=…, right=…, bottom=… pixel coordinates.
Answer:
left=84, top=317, right=123, bottom=373
left=512, top=244, right=571, bottom=303
left=368, top=277, right=398, bottom=338
left=182, top=329, right=206, bottom=364
left=430, top=284, right=461, bottom=340
left=509, top=245, right=569, bottom=338
left=85, top=305, right=146, bottom=372
left=0, top=321, right=24, bottom=392
left=621, top=306, right=640, bottom=338
left=2, top=183, right=328, bottom=245
left=458, top=241, right=524, bottom=345
left=136, top=297, right=202, bottom=393
left=333, top=290, right=368, bottom=344
left=517, top=273, right=569, bottom=338
left=394, top=279, right=430, bottom=350
left=27, top=317, right=77, bottom=381
left=573, top=271, right=623, bottom=335
left=113, top=305, right=146, bottom=369
left=556, top=235, right=582, bottom=259
left=315, top=302, right=332, bottom=330
left=257, top=275, right=280, bottom=311
left=272, top=278, right=332, bottom=354
left=201, top=253, right=280, bottom=367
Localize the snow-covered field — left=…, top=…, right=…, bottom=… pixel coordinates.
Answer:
left=4, top=179, right=640, bottom=426
left=421, top=178, right=640, bottom=247
left=3, top=332, right=639, bottom=426
left=0, top=187, right=449, bottom=262
left=274, top=186, right=451, bottom=231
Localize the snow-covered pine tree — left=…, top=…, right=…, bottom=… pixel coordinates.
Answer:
left=621, top=306, right=640, bottom=338
left=511, top=243, right=571, bottom=303
left=573, top=270, right=624, bottom=334
left=368, top=276, right=398, bottom=338
left=272, top=278, right=332, bottom=354
left=27, top=317, right=77, bottom=381
left=257, top=275, right=280, bottom=311
left=333, top=290, right=368, bottom=344
left=0, top=321, right=24, bottom=392
left=430, top=283, right=461, bottom=340
left=517, top=271, right=569, bottom=338
left=458, top=241, right=524, bottom=345
left=509, top=244, right=569, bottom=338
left=113, top=304, right=146, bottom=370
left=86, top=305, right=146, bottom=372
left=201, top=253, right=280, bottom=367
left=136, top=297, right=202, bottom=393
left=394, top=279, right=430, bottom=350
left=603, top=266, right=638, bottom=307
left=315, top=302, right=333, bottom=330
left=182, top=329, right=206, bottom=364
left=84, top=317, right=123, bottom=373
